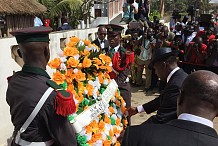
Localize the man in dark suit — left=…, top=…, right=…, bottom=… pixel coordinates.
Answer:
left=92, top=26, right=109, bottom=53
left=6, top=26, right=77, bottom=146
left=128, top=47, right=188, bottom=124
left=122, top=70, right=218, bottom=146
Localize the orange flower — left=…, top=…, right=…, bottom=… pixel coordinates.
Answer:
left=82, top=49, right=90, bottom=56
left=99, top=65, right=107, bottom=70
left=93, top=132, right=102, bottom=141
left=86, top=83, right=94, bottom=96
left=98, top=120, right=105, bottom=130
left=67, top=36, right=80, bottom=47
left=65, top=69, right=75, bottom=83
left=115, top=142, right=121, bottom=146
left=123, top=119, right=128, bottom=127
left=82, top=57, right=92, bottom=68
left=67, top=84, right=75, bottom=93
left=67, top=57, right=79, bottom=68
left=48, top=58, right=61, bottom=69
left=116, top=118, right=121, bottom=126
left=77, top=63, right=83, bottom=69
left=121, top=106, right=126, bottom=114
left=63, top=46, right=79, bottom=56
left=104, top=116, right=111, bottom=124
left=109, top=106, right=115, bottom=114
left=106, top=66, right=112, bottom=72
left=98, top=72, right=104, bottom=84
left=115, top=100, right=121, bottom=107
left=85, top=125, right=92, bottom=134
left=83, top=39, right=91, bottom=46
left=92, top=58, right=102, bottom=65
left=109, top=129, right=114, bottom=137
left=103, top=140, right=112, bottom=146
left=75, top=70, right=86, bottom=81
left=99, top=54, right=111, bottom=64
left=52, top=71, right=65, bottom=85
left=84, top=105, right=89, bottom=110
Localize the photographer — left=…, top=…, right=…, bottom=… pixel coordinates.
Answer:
left=171, top=35, right=185, bottom=61
left=120, top=0, right=138, bottom=24
left=185, top=36, right=208, bottom=65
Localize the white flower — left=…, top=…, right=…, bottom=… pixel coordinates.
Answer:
left=74, top=54, right=80, bottom=60
left=84, top=89, right=88, bottom=95
left=78, top=40, right=84, bottom=46
left=101, top=132, right=107, bottom=140
left=112, top=136, right=116, bottom=144
left=85, top=46, right=91, bottom=51
left=94, top=77, right=101, bottom=89
left=111, top=114, right=117, bottom=120
left=57, top=50, right=64, bottom=57
left=60, top=63, right=66, bottom=71
left=73, top=68, right=78, bottom=73
left=109, top=62, right=112, bottom=66
left=79, top=129, right=86, bottom=136
left=85, top=133, right=92, bottom=141
left=60, top=57, right=67, bottom=63
left=103, top=79, right=109, bottom=85
left=93, top=140, right=102, bottom=146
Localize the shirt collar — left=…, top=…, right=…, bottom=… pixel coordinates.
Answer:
left=22, top=64, right=51, bottom=79
left=98, top=38, right=104, bottom=44
left=110, top=45, right=120, bottom=52
left=178, top=113, right=213, bottom=128
left=167, top=67, right=180, bottom=83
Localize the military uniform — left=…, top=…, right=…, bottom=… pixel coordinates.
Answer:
left=6, top=27, right=77, bottom=146
left=106, top=24, right=134, bottom=109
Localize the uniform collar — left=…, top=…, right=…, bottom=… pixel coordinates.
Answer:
left=109, top=45, right=120, bottom=52
left=22, top=64, right=51, bottom=79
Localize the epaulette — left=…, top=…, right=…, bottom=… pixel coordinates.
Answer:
left=47, top=80, right=76, bottom=117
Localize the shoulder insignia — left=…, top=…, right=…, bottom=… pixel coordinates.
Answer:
left=47, top=80, right=76, bottom=117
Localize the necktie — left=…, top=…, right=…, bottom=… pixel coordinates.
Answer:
left=110, top=48, right=115, bottom=58
left=101, top=40, right=105, bottom=44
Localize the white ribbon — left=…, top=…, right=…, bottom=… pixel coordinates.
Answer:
left=71, top=79, right=118, bottom=133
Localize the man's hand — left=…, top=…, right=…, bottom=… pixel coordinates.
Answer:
left=127, top=107, right=138, bottom=117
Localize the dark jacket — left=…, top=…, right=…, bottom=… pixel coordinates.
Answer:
left=143, top=69, right=188, bottom=124
left=6, top=65, right=77, bottom=146
left=92, top=39, right=109, bottom=53
left=58, top=23, right=72, bottom=31
left=122, top=119, right=218, bottom=146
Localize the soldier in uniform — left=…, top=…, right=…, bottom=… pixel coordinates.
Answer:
left=106, top=24, right=134, bottom=118
left=6, top=26, right=77, bottom=146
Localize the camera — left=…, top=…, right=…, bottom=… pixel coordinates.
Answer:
left=127, top=0, right=134, bottom=4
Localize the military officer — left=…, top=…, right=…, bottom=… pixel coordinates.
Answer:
left=6, top=26, right=77, bottom=146
left=106, top=24, right=134, bottom=116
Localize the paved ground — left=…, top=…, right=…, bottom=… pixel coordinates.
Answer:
left=130, top=84, right=218, bottom=132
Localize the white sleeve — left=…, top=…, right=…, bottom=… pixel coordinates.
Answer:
left=137, top=105, right=145, bottom=113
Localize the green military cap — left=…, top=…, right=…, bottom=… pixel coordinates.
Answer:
left=10, top=26, right=53, bottom=44
left=106, top=24, right=124, bottom=35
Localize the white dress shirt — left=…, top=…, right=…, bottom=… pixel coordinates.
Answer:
left=137, top=67, right=180, bottom=113
left=178, top=113, right=213, bottom=128
left=98, top=38, right=105, bottom=49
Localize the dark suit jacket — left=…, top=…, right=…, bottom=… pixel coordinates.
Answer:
left=92, top=39, right=109, bottom=53
left=122, top=119, right=218, bottom=146
left=142, top=69, right=188, bottom=124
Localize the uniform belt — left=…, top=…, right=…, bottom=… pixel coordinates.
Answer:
left=16, top=138, right=54, bottom=146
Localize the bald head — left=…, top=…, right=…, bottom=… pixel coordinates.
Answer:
left=178, top=70, right=218, bottom=120
left=97, top=26, right=107, bottom=41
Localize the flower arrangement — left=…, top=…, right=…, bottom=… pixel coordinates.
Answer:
left=48, top=36, right=128, bottom=146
